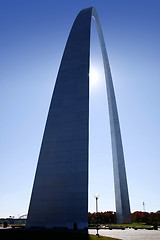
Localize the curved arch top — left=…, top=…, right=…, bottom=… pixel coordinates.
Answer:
left=27, top=7, right=131, bottom=230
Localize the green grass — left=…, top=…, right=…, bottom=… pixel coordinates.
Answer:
left=89, top=222, right=152, bottom=228
left=89, top=234, right=119, bottom=240
left=105, top=222, right=152, bottom=228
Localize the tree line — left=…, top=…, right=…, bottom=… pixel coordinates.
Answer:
left=88, top=211, right=160, bottom=224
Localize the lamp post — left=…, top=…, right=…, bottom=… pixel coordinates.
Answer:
left=94, top=193, right=99, bottom=236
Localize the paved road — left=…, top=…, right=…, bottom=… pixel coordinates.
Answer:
left=89, top=229, right=160, bottom=240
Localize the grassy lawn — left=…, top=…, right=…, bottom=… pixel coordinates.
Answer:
left=89, top=222, right=152, bottom=228
left=105, top=222, right=152, bottom=228
left=0, top=229, right=120, bottom=240
left=89, top=234, right=119, bottom=240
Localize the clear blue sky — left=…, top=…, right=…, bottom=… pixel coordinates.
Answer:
left=0, top=0, right=160, bottom=218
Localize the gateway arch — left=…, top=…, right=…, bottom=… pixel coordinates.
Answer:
left=27, top=7, right=131, bottom=229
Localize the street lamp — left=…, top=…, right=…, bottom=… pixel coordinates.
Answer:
left=94, top=193, right=99, bottom=236
left=94, top=193, right=99, bottom=212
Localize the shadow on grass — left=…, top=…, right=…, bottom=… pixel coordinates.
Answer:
left=0, top=229, right=119, bottom=240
